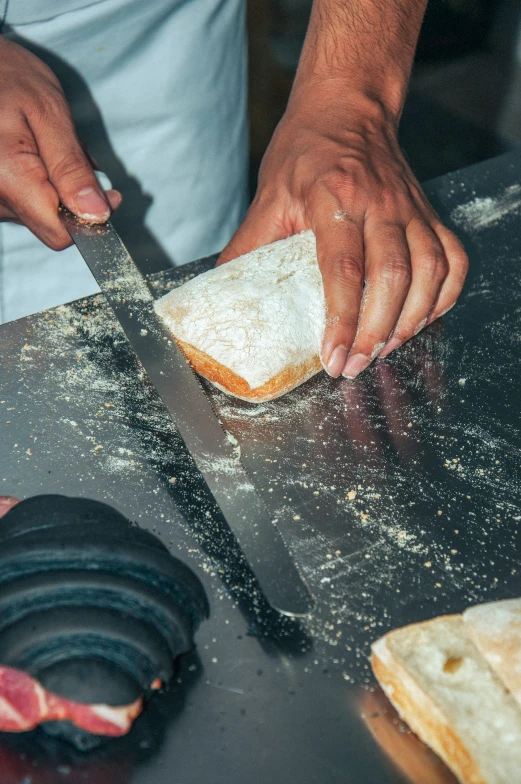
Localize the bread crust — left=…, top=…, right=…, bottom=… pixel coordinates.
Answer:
left=177, top=338, right=322, bottom=402
left=372, top=628, right=486, bottom=784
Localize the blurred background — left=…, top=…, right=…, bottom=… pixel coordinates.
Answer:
left=247, top=0, right=521, bottom=189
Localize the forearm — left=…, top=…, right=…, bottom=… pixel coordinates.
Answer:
left=293, top=0, right=428, bottom=122
left=220, top=0, right=468, bottom=383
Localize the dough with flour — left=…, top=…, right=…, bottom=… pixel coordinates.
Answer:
left=154, top=230, right=326, bottom=402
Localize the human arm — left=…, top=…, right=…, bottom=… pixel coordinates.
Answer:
left=218, top=0, right=468, bottom=378
left=0, top=37, right=120, bottom=250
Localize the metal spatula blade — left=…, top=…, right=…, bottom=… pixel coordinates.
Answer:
left=61, top=210, right=315, bottom=616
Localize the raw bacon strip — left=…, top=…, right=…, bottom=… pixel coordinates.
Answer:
left=0, top=497, right=143, bottom=738
left=0, top=665, right=142, bottom=736
left=0, top=497, right=20, bottom=519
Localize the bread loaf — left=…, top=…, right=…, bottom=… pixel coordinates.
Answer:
left=154, top=231, right=326, bottom=402
left=463, top=598, right=521, bottom=709
left=371, top=614, right=521, bottom=784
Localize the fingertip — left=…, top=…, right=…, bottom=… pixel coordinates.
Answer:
left=216, top=245, right=237, bottom=267
left=49, top=234, right=74, bottom=252
left=320, top=315, right=347, bottom=376
left=426, top=300, right=455, bottom=327
left=106, top=189, right=122, bottom=212
left=439, top=301, right=456, bottom=318
left=322, top=343, right=349, bottom=377
left=41, top=219, right=75, bottom=251
left=341, top=353, right=371, bottom=379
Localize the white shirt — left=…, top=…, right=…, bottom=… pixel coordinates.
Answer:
left=0, top=0, right=248, bottom=322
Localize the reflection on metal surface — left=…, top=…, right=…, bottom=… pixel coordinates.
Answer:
left=359, top=687, right=458, bottom=784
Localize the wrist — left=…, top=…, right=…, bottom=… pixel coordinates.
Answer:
left=287, top=76, right=401, bottom=136
left=293, top=0, right=424, bottom=124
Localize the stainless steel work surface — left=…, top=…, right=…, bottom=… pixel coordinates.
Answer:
left=1, top=150, right=521, bottom=783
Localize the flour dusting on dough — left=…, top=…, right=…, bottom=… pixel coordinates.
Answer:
left=154, top=231, right=326, bottom=392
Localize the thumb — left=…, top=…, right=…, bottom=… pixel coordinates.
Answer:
left=217, top=203, right=288, bottom=266
left=31, top=98, right=111, bottom=222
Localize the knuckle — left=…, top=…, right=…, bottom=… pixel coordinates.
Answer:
left=49, top=148, right=89, bottom=185
left=30, top=89, right=71, bottom=128
left=48, top=239, right=69, bottom=251
left=435, top=226, right=470, bottom=279
left=45, top=230, right=71, bottom=251
left=328, top=254, right=364, bottom=289
left=378, top=255, right=411, bottom=288
left=377, top=185, right=401, bottom=212
left=417, top=249, right=449, bottom=282
left=324, top=168, right=362, bottom=205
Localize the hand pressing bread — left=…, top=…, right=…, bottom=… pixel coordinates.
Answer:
left=155, top=227, right=462, bottom=403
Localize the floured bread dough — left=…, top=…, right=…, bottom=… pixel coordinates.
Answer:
left=154, top=230, right=326, bottom=401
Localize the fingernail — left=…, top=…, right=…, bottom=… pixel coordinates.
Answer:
left=378, top=337, right=402, bottom=358
left=106, top=189, right=123, bottom=210
left=75, top=187, right=110, bottom=221
left=342, top=353, right=370, bottom=379
left=325, top=345, right=349, bottom=377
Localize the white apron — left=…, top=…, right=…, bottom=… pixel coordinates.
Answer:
left=0, top=0, right=248, bottom=323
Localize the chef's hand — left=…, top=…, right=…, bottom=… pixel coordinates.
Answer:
left=0, top=37, right=121, bottom=250
left=218, top=85, right=468, bottom=378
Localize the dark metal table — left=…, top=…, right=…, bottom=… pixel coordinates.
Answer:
left=1, top=151, right=521, bottom=783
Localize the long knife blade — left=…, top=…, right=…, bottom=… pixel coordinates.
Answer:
left=61, top=211, right=314, bottom=616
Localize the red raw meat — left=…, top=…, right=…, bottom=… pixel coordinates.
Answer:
left=0, top=664, right=142, bottom=736
left=0, top=497, right=20, bottom=519
left=0, top=497, right=143, bottom=737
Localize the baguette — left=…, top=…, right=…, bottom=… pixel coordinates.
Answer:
left=154, top=231, right=326, bottom=402
left=371, top=614, right=521, bottom=784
